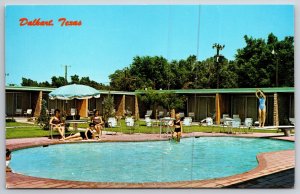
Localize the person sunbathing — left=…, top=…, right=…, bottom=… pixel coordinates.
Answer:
left=49, top=109, right=65, bottom=140
left=64, top=123, right=97, bottom=141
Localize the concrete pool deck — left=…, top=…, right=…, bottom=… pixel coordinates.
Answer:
left=6, top=132, right=295, bottom=188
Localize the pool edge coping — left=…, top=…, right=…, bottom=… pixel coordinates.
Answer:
left=6, top=133, right=295, bottom=188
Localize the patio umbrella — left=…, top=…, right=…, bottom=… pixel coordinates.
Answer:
left=49, top=84, right=101, bottom=100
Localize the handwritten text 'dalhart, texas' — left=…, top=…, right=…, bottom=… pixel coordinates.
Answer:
left=19, top=18, right=82, bottom=27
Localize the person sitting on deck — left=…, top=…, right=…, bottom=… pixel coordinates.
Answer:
left=64, top=123, right=98, bottom=141
left=91, top=110, right=104, bottom=136
left=49, top=109, right=65, bottom=140
left=169, top=113, right=183, bottom=142
left=6, top=149, right=12, bottom=172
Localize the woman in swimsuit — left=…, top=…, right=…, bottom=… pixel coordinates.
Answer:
left=170, top=113, right=183, bottom=142
left=64, top=123, right=97, bottom=141
left=49, top=109, right=65, bottom=140
left=91, top=110, right=104, bottom=136
left=256, top=89, right=266, bottom=128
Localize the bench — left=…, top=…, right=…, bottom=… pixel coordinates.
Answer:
left=263, top=126, right=295, bottom=136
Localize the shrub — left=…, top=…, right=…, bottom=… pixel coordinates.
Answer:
left=37, top=99, right=50, bottom=130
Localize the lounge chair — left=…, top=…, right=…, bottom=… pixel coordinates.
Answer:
left=15, top=109, right=22, bottom=116
left=24, top=109, right=32, bottom=117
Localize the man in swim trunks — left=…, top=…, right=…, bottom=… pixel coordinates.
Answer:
left=256, top=89, right=266, bottom=128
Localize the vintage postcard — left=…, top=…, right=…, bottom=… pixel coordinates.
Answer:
left=5, top=4, right=294, bottom=188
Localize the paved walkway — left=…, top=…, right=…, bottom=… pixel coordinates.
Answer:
left=6, top=132, right=295, bottom=188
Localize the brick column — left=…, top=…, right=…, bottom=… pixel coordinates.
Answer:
left=34, top=91, right=42, bottom=117
left=134, top=95, right=140, bottom=120
left=274, top=93, right=279, bottom=126
left=77, top=99, right=88, bottom=117
left=116, top=95, right=125, bottom=117
left=215, top=93, right=221, bottom=125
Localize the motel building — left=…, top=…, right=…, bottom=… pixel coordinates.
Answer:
left=5, top=86, right=294, bottom=126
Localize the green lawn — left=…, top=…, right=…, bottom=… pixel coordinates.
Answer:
left=6, top=120, right=282, bottom=139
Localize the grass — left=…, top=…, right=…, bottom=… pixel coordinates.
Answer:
left=6, top=119, right=284, bottom=139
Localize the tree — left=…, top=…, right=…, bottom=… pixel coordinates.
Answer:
left=21, top=77, right=39, bottom=87
left=36, top=99, right=50, bottom=130
left=51, top=76, right=67, bottom=88
left=102, top=93, right=115, bottom=121
left=235, top=33, right=294, bottom=87
left=160, top=92, right=186, bottom=113
left=70, top=74, right=80, bottom=84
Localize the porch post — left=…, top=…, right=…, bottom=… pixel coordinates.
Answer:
left=215, top=93, right=221, bottom=125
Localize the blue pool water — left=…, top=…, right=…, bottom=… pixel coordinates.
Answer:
left=10, top=137, right=294, bottom=183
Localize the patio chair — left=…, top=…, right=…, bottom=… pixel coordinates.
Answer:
left=49, top=109, right=55, bottom=116
left=243, top=118, right=253, bottom=133
left=145, top=110, right=153, bottom=118
left=289, top=118, right=295, bottom=126
left=125, top=117, right=138, bottom=134
left=15, top=109, right=22, bottom=116
left=88, top=109, right=95, bottom=116
left=145, top=117, right=152, bottom=127
left=231, top=117, right=241, bottom=134
left=188, top=112, right=195, bottom=120
left=200, top=117, right=213, bottom=126
left=183, top=117, right=192, bottom=126
left=70, top=108, right=76, bottom=116
left=220, top=114, right=230, bottom=125
left=158, top=111, right=164, bottom=119
left=24, top=109, right=32, bottom=117
left=179, top=112, right=185, bottom=118
left=107, top=117, right=117, bottom=128
left=232, top=114, right=240, bottom=119
left=221, top=117, right=233, bottom=133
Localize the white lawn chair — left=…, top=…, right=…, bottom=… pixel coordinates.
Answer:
left=70, top=108, right=76, bottom=116
left=107, top=117, right=117, bottom=128
left=244, top=118, right=253, bottom=133
left=231, top=117, right=241, bottom=133
left=145, top=117, right=152, bottom=127
left=289, top=118, right=295, bottom=126
left=50, top=109, right=55, bottom=116
left=24, top=109, right=32, bottom=117
left=15, top=109, right=22, bottom=116
left=145, top=110, right=153, bottom=118
left=179, top=112, right=185, bottom=118
left=125, top=117, right=137, bottom=134
left=183, top=117, right=192, bottom=126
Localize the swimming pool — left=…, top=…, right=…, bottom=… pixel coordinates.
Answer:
left=10, top=137, right=294, bottom=183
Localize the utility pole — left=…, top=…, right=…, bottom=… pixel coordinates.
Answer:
left=272, top=49, right=279, bottom=87
left=63, top=65, right=71, bottom=84
left=212, top=43, right=225, bottom=89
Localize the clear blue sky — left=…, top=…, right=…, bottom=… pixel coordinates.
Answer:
left=5, top=5, right=294, bottom=85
